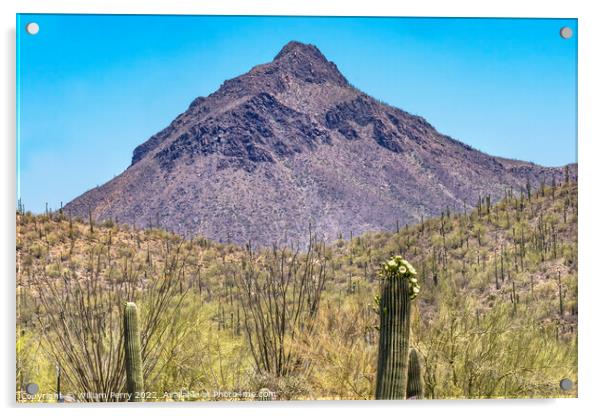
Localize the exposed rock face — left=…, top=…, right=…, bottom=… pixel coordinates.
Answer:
left=65, top=41, right=576, bottom=245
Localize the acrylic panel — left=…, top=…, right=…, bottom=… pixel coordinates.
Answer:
left=16, top=14, right=578, bottom=402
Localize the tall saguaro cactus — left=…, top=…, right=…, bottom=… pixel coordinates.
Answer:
left=123, top=302, right=144, bottom=402
left=375, top=256, right=419, bottom=400
left=406, top=348, right=425, bottom=399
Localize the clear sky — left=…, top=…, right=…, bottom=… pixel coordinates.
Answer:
left=17, top=14, right=577, bottom=213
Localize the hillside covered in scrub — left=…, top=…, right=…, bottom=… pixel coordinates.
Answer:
left=16, top=179, right=577, bottom=401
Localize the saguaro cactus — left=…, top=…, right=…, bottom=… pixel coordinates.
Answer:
left=375, top=256, right=419, bottom=400
left=124, top=302, right=144, bottom=402
left=406, top=348, right=424, bottom=399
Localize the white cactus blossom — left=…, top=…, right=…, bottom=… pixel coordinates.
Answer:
left=379, top=255, right=420, bottom=300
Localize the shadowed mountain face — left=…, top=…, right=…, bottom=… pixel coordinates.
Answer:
left=65, top=41, right=576, bottom=245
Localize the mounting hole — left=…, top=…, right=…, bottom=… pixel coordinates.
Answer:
left=25, top=383, right=39, bottom=395
left=559, top=378, right=574, bottom=391
left=25, top=22, right=40, bottom=35
left=560, top=26, right=573, bottom=40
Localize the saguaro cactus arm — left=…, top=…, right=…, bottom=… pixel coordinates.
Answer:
left=124, top=302, right=144, bottom=402
left=406, top=347, right=425, bottom=399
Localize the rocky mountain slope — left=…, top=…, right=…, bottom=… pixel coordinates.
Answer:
left=64, top=41, right=575, bottom=245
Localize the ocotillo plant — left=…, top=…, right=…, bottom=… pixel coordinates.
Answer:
left=124, top=302, right=144, bottom=402
left=375, top=256, right=419, bottom=400
left=406, top=348, right=424, bottom=399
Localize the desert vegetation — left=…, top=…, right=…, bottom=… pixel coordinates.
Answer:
left=16, top=179, right=577, bottom=401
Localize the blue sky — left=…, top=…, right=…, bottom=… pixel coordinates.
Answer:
left=17, top=15, right=577, bottom=213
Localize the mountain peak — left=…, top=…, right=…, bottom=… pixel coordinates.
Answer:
left=274, top=41, right=324, bottom=60
left=65, top=40, right=573, bottom=247
left=271, top=40, right=349, bottom=86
